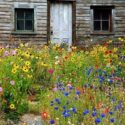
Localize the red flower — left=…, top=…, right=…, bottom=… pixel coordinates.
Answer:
left=41, top=111, right=48, bottom=120
left=103, top=107, right=110, bottom=114
left=48, top=69, right=54, bottom=74
left=109, top=50, right=112, bottom=54
left=95, top=65, right=99, bottom=69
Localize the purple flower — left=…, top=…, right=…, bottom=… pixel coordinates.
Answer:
left=54, top=106, right=59, bottom=110
left=11, top=50, right=16, bottom=55
left=49, top=119, right=55, bottom=124
left=110, top=118, right=115, bottom=123
left=92, top=111, right=97, bottom=117
left=4, top=51, right=9, bottom=56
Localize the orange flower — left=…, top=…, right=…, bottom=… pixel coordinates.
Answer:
left=41, top=111, right=48, bottom=120
left=103, top=107, right=110, bottom=114
left=96, top=102, right=103, bottom=109
left=82, top=87, right=86, bottom=93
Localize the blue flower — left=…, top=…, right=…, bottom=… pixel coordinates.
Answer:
left=64, top=92, right=69, bottom=96
left=99, top=76, right=105, bottom=83
left=100, top=113, right=105, bottom=118
left=110, top=118, right=115, bottom=123
left=95, top=118, right=101, bottom=124
left=92, top=111, right=97, bottom=117
left=62, top=110, right=71, bottom=118
left=87, top=67, right=93, bottom=76
left=109, top=111, right=113, bottom=115
left=68, top=86, right=73, bottom=90
left=111, top=97, right=116, bottom=103
left=63, top=106, right=66, bottom=109
left=76, top=90, right=81, bottom=95
left=50, top=101, right=54, bottom=106
left=57, top=83, right=63, bottom=87
left=55, top=98, right=61, bottom=104
left=49, top=119, right=55, bottom=124
left=72, top=107, right=77, bottom=113
left=54, top=106, right=58, bottom=110
left=93, top=107, right=96, bottom=111
left=83, top=109, right=89, bottom=115
left=117, top=103, right=122, bottom=110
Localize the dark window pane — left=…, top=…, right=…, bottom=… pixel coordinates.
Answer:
left=94, top=10, right=100, bottom=20
left=17, top=11, right=24, bottom=19
left=25, top=12, right=33, bottom=20
left=102, top=21, right=109, bottom=31
left=102, top=11, right=110, bottom=20
left=94, top=21, right=101, bottom=31
left=25, top=20, right=33, bottom=30
left=17, top=20, right=24, bottom=30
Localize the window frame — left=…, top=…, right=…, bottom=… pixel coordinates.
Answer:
left=90, top=6, right=114, bottom=34
left=15, top=8, right=34, bottom=32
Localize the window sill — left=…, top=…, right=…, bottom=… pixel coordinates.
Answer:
left=90, top=32, right=115, bottom=35
left=11, top=31, right=37, bottom=35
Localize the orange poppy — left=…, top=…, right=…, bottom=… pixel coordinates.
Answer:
left=103, top=107, right=110, bottom=114
left=41, top=111, right=48, bottom=120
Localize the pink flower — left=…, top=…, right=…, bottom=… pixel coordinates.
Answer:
left=0, top=87, right=3, bottom=92
left=53, top=87, right=58, bottom=92
left=10, top=80, right=15, bottom=85
left=67, top=84, right=72, bottom=87
left=48, top=69, right=54, bottom=74
left=4, top=51, right=9, bottom=56
left=11, top=50, right=16, bottom=55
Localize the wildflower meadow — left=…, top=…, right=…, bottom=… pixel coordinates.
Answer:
left=0, top=38, right=125, bottom=125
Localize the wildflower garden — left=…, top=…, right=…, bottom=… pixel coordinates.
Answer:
left=0, top=38, right=125, bottom=125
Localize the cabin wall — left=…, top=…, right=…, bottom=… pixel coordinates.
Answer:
left=0, top=0, right=125, bottom=45
left=76, top=0, right=125, bottom=46
left=0, top=0, right=48, bottom=45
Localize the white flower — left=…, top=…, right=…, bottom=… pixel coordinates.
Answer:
left=55, top=56, right=59, bottom=59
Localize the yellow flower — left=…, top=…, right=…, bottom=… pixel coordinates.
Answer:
left=113, top=48, right=118, bottom=52
left=12, top=68, right=17, bottom=74
left=108, top=40, right=113, bottom=43
left=40, top=62, right=49, bottom=67
left=13, top=64, right=19, bottom=69
left=24, top=51, right=30, bottom=58
left=27, top=74, right=32, bottom=79
left=20, top=43, right=24, bottom=47
left=25, top=61, right=31, bottom=66
left=9, top=104, right=15, bottom=110
left=22, top=66, right=29, bottom=72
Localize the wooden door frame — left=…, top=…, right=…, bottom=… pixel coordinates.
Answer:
left=47, top=0, right=76, bottom=45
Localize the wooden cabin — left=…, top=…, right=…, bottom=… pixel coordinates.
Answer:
left=0, top=0, right=125, bottom=46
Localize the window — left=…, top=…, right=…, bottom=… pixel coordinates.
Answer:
left=15, top=9, right=34, bottom=31
left=91, top=6, right=113, bottom=33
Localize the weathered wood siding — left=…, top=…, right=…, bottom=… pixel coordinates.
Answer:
left=0, top=0, right=47, bottom=44
left=0, top=0, right=125, bottom=45
left=76, top=0, right=125, bottom=45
